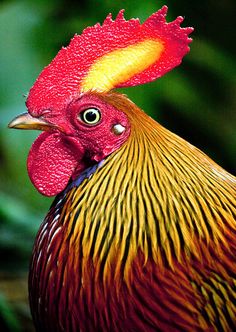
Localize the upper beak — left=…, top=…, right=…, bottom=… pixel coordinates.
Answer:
left=8, top=112, right=58, bottom=131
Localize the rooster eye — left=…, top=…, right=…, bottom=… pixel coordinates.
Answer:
left=79, top=108, right=101, bottom=125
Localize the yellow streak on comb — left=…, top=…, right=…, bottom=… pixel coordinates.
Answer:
left=81, top=39, right=164, bottom=92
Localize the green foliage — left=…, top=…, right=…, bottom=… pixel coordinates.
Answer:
left=0, top=293, right=21, bottom=332
left=0, top=0, right=235, bottom=330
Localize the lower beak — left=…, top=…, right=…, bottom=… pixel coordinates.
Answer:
left=8, top=112, right=57, bottom=131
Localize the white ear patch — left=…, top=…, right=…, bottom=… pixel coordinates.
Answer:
left=112, top=124, right=125, bottom=135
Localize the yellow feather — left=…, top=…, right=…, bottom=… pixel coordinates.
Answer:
left=56, top=92, right=236, bottom=293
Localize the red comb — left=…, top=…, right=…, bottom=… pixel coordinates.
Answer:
left=26, top=6, right=193, bottom=115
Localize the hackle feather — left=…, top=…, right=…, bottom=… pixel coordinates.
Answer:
left=29, top=92, right=236, bottom=331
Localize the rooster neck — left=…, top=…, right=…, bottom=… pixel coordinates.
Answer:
left=35, top=111, right=236, bottom=271
left=29, top=111, right=236, bottom=331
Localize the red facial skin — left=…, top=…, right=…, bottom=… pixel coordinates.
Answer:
left=27, top=93, right=130, bottom=197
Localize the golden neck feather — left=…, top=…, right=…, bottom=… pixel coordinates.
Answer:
left=60, top=93, right=236, bottom=282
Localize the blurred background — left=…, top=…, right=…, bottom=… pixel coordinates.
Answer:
left=0, top=0, right=235, bottom=330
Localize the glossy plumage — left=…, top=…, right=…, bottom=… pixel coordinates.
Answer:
left=8, top=6, right=236, bottom=332
left=29, top=93, right=236, bottom=331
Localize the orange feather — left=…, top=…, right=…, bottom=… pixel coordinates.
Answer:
left=28, top=93, right=236, bottom=331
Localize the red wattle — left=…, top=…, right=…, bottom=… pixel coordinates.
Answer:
left=27, top=132, right=84, bottom=196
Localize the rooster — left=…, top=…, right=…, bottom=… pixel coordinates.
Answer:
left=8, top=6, right=236, bottom=332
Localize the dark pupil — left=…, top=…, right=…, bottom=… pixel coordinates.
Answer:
left=85, top=111, right=97, bottom=122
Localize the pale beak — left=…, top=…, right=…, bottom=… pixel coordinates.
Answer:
left=8, top=112, right=58, bottom=131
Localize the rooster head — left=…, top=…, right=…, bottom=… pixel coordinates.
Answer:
left=8, top=6, right=193, bottom=196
